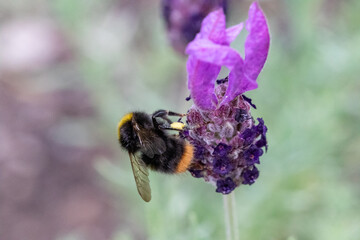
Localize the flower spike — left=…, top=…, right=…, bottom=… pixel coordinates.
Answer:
left=183, top=1, right=270, bottom=194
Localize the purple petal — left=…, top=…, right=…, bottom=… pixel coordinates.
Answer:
left=242, top=166, right=259, bottom=185
left=226, top=22, right=243, bottom=45
left=216, top=177, right=236, bottom=194
left=186, top=38, right=246, bottom=106
left=187, top=55, right=221, bottom=110
left=221, top=2, right=269, bottom=103
left=221, top=62, right=248, bottom=105
left=186, top=39, right=243, bottom=68
left=243, top=2, right=270, bottom=88
left=198, top=9, right=227, bottom=44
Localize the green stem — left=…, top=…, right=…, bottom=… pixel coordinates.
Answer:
left=223, top=192, right=239, bottom=240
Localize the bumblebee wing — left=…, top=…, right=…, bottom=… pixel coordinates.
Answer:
left=140, top=134, right=166, bottom=158
left=133, top=123, right=166, bottom=158
left=129, top=153, right=151, bottom=202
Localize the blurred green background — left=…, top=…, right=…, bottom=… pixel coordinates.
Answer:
left=1, top=0, right=360, bottom=240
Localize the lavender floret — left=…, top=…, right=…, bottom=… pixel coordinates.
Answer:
left=242, top=166, right=259, bottom=185
left=213, top=156, right=233, bottom=175
left=216, top=177, right=236, bottom=194
left=214, top=143, right=232, bottom=157
left=244, top=145, right=263, bottom=165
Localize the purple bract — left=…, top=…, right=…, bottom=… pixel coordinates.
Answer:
left=186, top=1, right=269, bottom=110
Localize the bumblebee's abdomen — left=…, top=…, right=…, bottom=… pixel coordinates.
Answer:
left=175, top=143, right=193, bottom=173
left=141, top=138, right=193, bottom=173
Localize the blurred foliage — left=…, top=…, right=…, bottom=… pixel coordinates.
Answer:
left=1, top=0, right=360, bottom=239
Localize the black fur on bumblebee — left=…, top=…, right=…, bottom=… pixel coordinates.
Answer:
left=117, top=110, right=194, bottom=202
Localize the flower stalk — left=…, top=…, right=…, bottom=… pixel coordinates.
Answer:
left=223, top=192, right=239, bottom=240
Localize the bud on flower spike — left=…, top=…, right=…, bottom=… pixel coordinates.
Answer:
left=162, top=0, right=227, bottom=55
left=182, top=1, right=270, bottom=194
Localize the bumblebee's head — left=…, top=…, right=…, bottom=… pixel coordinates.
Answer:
left=118, top=113, right=139, bottom=153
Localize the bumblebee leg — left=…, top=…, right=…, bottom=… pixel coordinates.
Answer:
left=152, top=110, right=186, bottom=130
left=152, top=110, right=172, bottom=129
left=152, top=110, right=185, bottom=123
left=167, top=111, right=186, bottom=117
left=157, top=124, right=183, bottom=131
left=152, top=110, right=168, bottom=117
left=153, top=110, right=185, bottom=118
left=167, top=111, right=186, bottom=123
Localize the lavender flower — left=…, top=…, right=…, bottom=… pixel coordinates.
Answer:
left=183, top=2, right=270, bottom=194
left=162, top=0, right=227, bottom=54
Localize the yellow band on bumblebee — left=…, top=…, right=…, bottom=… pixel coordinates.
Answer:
left=118, top=113, right=133, bottom=140
left=170, top=122, right=185, bottom=130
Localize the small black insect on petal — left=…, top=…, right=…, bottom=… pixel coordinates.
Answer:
left=234, top=108, right=248, bottom=122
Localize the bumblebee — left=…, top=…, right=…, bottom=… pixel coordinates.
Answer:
left=117, top=110, right=194, bottom=202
